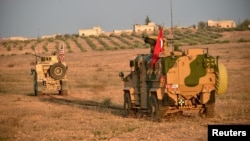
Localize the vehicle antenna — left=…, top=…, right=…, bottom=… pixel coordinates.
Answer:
left=170, top=0, right=174, bottom=52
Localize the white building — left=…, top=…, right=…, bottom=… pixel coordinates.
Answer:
left=207, top=20, right=236, bottom=28
left=79, top=26, right=103, bottom=36
left=134, top=22, right=157, bottom=32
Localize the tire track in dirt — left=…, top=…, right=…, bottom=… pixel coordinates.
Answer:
left=44, top=94, right=123, bottom=110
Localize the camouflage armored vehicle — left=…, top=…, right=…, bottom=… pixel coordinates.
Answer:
left=119, top=29, right=227, bottom=121
left=31, top=48, right=68, bottom=96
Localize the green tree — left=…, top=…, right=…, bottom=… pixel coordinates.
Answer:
left=198, top=21, right=207, bottom=29
left=238, top=19, right=250, bottom=30
left=145, top=15, right=151, bottom=25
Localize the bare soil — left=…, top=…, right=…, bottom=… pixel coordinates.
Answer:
left=0, top=31, right=250, bottom=141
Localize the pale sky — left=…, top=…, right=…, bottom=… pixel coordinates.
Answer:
left=0, top=0, right=249, bottom=38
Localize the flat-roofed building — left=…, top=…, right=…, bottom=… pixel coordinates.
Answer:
left=113, top=29, right=133, bottom=34
left=79, top=26, right=102, bottom=36
left=134, top=22, right=157, bottom=32
left=208, top=20, right=236, bottom=28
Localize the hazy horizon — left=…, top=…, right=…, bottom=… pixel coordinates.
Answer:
left=0, top=0, right=249, bottom=38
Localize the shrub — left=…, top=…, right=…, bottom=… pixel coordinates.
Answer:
left=83, top=37, right=97, bottom=50
left=238, top=38, right=249, bottom=43
left=8, top=64, right=15, bottom=68
left=43, top=45, right=48, bottom=52
left=19, top=46, right=23, bottom=50
left=7, top=46, right=11, bottom=51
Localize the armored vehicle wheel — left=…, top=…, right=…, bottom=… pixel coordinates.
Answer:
left=199, top=103, right=215, bottom=118
left=49, top=63, right=66, bottom=80
left=34, top=83, right=42, bottom=96
left=59, top=90, right=68, bottom=95
left=124, top=93, right=136, bottom=117
left=35, top=90, right=42, bottom=96
left=150, top=95, right=160, bottom=122
left=205, top=103, right=215, bottom=118
left=199, top=91, right=215, bottom=118
left=34, top=80, right=42, bottom=96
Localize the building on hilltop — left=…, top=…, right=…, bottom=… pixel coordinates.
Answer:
left=134, top=22, right=157, bottom=32
left=8, top=36, right=29, bottom=41
left=77, top=22, right=158, bottom=37
left=41, top=34, right=57, bottom=39
left=113, top=29, right=133, bottom=34
left=79, top=26, right=103, bottom=36
left=207, top=20, right=236, bottom=28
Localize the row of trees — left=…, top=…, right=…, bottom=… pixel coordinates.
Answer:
left=198, top=19, right=250, bottom=30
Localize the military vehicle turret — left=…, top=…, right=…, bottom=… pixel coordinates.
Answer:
left=119, top=29, right=227, bottom=121
left=31, top=47, right=68, bottom=96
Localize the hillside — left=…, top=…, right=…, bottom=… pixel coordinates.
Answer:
left=1, top=30, right=250, bottom=56
left=0, top=30, right=250, bottom=140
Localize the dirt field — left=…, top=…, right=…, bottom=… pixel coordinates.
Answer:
left=0, top=31, right=250, bottom=141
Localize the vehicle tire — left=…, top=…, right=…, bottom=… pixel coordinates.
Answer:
left=150, top=95, right=160, bottom=122
left=35, top=90, right=42, bottom=96
left=33, top=74, right=42, bottom=96
left=199, top=103, right=215, bottom=118
left=34, top=81, right=42, bottom=96
left=124, top=92, right=135, bottom=117
left=205, top=103, right=215, bottom=118
left=59, top=90, right=68, bottom=95
left=49, top=63, right=66, bottom=80
left=200, top=91, right=215, bottom=118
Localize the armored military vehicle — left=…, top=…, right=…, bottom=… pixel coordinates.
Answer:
left=119, top=29, right=227, bottom=121
left=31, top=48, right=68, bottom=96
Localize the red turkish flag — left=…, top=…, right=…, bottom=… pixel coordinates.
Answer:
left=151, top=27, right=164, bottom=68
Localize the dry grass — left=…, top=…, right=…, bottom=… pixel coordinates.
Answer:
left=0, top=31, right=250, bottom=141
